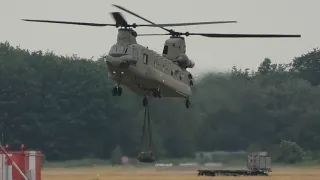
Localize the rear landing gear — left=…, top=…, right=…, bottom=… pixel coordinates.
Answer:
left=143, top=96, right=148, bottom=107
left=153, top=88, right=162, bottom=98
left=185, top=98, right=190, bottom=108
left=112, top=86, right=122, bottom=96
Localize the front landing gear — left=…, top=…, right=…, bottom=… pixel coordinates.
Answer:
left=185, top=98, right=190, bottom=108
left=112, top=86, right=122, bottom=96
left=112, top=71, right=123, bottom=96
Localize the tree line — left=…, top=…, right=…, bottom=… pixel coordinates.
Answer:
left=0, top=41, right=320, bottom=163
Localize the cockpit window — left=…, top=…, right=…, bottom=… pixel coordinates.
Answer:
left=109, top=45, right=135, bottom=57
left=163, top=45, right=168, bottom=54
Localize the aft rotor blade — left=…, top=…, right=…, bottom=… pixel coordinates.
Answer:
left=138, top=32, right=301, bottom=38
left=110, top=12, right=128, bottom=26
left=112, top=4, right=172, bottom=33
left=189, top=33, right=301, bottom=38
left=138, top=33, right=170, bottom=36
left=21, top=19, right=116, bottom=27
left=138, top=21, right=237, bottom=27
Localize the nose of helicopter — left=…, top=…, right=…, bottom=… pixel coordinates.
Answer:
left=105, top=54, right=136, bottom=69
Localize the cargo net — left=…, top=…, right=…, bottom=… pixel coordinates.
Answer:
left=137, top=104, right=155, bottom=163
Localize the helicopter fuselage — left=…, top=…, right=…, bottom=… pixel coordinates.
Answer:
left=106, top=43, right=193, bottom=98
left=104, top=28, right=194, bottom=99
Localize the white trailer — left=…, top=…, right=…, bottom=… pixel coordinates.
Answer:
left=197, top=152, right=272, bottom=177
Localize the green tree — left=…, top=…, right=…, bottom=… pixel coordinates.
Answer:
left=291, top=48, right=320, bottom=86
left=1, top=41, right=320, bottom=162
left=276, top=140, right=306, bottom=164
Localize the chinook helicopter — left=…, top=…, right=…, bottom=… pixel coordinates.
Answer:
left=22, top=4, right=301, bottom=163
left=22, top=4, right=301, bottom=109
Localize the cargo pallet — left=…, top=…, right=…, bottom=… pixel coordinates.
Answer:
left=197, top=169, right=269, bottom=176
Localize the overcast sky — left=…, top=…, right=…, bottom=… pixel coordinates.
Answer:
left=1, top=0, right=319, bottom=75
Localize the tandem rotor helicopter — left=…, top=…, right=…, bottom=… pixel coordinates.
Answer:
left=22, top=4, right=301, bottom=163
left=22, top=4, right=301, bottom=109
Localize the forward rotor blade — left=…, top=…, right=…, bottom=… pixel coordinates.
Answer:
left=190, top=33, right=301, bottom=38
left=138, top=21, right=237, bottom=27
left=21, top=19, right=116, bottom=27
left=112, top=4, right=172, bottom=33
left=110, top=12, right=128, bottom=26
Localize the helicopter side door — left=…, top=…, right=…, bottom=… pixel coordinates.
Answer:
left=132, top=47, right=138, bottom=62
left=132, top=48, right=149, bottom=90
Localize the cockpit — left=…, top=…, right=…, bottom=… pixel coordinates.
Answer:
left=109, top=44, right=135, bottom=58
left=106, top=44, right=137, bottom=68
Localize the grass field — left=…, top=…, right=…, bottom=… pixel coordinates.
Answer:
left=42, top=166, right=320, bottom=180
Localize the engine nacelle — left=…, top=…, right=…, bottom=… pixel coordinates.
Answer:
left=175, top=54, right=195, bottom=69
left=188, top=59, right=195, bottom=68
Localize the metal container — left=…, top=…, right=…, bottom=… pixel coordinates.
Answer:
left=247, top=152, right=271, bottom=172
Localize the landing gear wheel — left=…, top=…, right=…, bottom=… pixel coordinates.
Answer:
left=157, top=89, right=162, bottom=98
left=117, top=87, right=122, bottom=96
left=185, top=98, right=190, bottom=108
left=112, top=87, right=118, bottom=96
left=143, top=97, right=148, bottom=107
left=112, top=87, right=122, bottom=96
